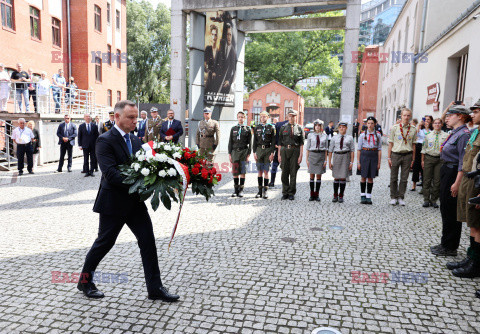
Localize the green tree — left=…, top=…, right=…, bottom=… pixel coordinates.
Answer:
left=126, top=0, right=171, bottom=103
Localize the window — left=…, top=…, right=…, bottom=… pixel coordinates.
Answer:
left=107, top=44, right=112, bottom=66
left=52, top=18, right=61, bottom=47
left=116, top=49, right=121, bottom=69
left=94, top=5, right=101, bottom=32
left=456, top=53, right=468, bottom=102
left=1, top=0, right=14, bottom=30
left=404, top=18, right=409, bottom=52
left=117, top=91, right=121, bottom=102
left=30, top=6, right=40, bottom=39
left=116, top=10, right=120, bottom=30
left=95, top=57, right=102, bottom=82
left=107, top=3, right=110, bottom=24
left=107, top=89, right=112, bottom=106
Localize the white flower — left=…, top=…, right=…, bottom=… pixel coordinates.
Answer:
left=133, top=163, right=140, bottom=172
left=163, top=145, right=172, bottom=151
left=158, top=170, right=167, bottom=178
left=147, top=155, right=155, bottom=162
left=137, top=154, right=146, bottom=161
left=135, top=150, right=142, bottom=157
left=157, top=153, right=168, bottom=162
left=173, top=152, right=182, bottom=159
left=140, top=168, right=150, bottom=176
left=167, top=168, right=177, bottom=176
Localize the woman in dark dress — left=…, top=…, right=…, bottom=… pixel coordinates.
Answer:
left=204, top=25, right=221, bottom=93
left=27, top=120, right=41, bottom=170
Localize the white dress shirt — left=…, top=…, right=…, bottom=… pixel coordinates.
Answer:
left=12, top=127, right=34, bottom=144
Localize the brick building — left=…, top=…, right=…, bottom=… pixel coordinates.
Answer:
left=243, top=81, right=305, bottom=125
left=0, top=0, right=126, bottom=110
left=358, top=45, right=380, bottom=124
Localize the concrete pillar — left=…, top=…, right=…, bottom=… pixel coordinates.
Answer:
left=170, top=0, right=187, bottom=145
left=340, top=0, right=361, bottom=133
left=188, top=12, right=206, bottom=149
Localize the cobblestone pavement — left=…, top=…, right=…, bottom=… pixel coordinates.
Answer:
left=1, top=151, right=480, bottom=334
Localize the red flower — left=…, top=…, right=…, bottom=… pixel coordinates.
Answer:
left=192, top=167, right=200, bottom=175
left=208, top=175, right=213, bottom=184
left=211, top=167, right=217, bottom=175
left=191, top=151, right=196, bottom=158
left=184, top=152, right=191, bottom=160
left=201, top=169, right=209, bottom=179
left=184, top=147, right=190, bottom=152
left=216, top=174, right=222, bottom=181
left=194, top=163, right=201, bottom=169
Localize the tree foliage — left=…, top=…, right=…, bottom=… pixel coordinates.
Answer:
left=126, top=0, right=171, bottom=103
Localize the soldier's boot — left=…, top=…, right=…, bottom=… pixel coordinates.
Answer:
left=237, top=185, right=244, bottom=198
left=255, top=187, right=263, bottom=198
left=263, top=186, right=268, bottom=199
left=231, top=185, right=238, bottom=197
left=268, top=173, right=276, bottom=188
left=309, top=191, right=315, bottom=201
left=452, top=244, right=480, bottom=278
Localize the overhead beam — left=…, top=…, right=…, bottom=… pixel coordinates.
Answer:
left=182, top=0, right=347, bottom=12
left=238, top=16, right=346, bottom=33
left=237, top=4, right=347, bottom=21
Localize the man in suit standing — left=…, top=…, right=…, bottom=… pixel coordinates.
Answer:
left=56, top=114, right=77, bottom=172
left=160, top=109, right=183, bottom=144
left=219, top=24, right=237, bottom=94
left=78, top=113, right=99, bottom=177
left=144, top=107, right=162, bottom=142
left=136, top=110, right=148, bottom=141
left=78, top=100, right=179, bottom=302
left=268, top=117, right=288, bottom=188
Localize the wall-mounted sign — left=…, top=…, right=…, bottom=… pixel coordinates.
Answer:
left=427, top=83, right=440, bottom=105
left=433, top=101, right=440, bottom=112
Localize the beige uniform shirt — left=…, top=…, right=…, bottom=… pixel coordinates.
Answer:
left=388, top=123, right=417, bottom=153
left=421, top=130, right=448, bottom=157
left=145, top=116, right=162, bottom=142
left=196, top=119, right=220, bottom=149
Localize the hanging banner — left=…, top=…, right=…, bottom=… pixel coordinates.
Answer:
left=204, top=11, right=237, bottom=107
left=426, top=83, right=440, bottom=105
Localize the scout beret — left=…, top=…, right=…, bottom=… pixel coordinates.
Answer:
left=366, top=116, right=377, bottom=123
left=313, top=119, right=324, bottom=126
left=288, top=110, right=298, bottom=116
left=470, top=99, right=480, bottom=111
left=203, top=107, right=212, bottom=113
left=446, top=105, right=470, bottom=115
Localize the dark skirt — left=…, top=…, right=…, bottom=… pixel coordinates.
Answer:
left=412, top=143, right=423, bottom=182
left=356, top=149, right=379, bottom=179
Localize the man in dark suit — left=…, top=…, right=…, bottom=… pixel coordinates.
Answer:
left=136, top=110, right=148, bottom=141
left=268, top=118, right=288, bottom=188
left=159, top=109, right=183, bottom=144
left=78, top=113, right=99, bottom=177
left=78, top=100, right=179, bottom=302
left=219, top=24, right=237, bottom=94
left=56, top=114, right=77, bottom=172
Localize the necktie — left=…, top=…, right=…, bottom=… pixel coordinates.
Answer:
left=168, top=121, right=172, bottom=129
left=87, top=123, right=90, bottom=133
left=237, top=126, right=241, bottom=140
left=65, top=123, right=68, bottom=136
left=124, top=134, right=133, bottom=155
left=290, top=125, right=294, bottom=138
left=340, top=135, right=344, bottom=150
left=316, top=134, right=320, bottom=149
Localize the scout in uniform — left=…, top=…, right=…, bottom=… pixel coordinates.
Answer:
left=278, top=110, right=304, bottom=200
left=196, top=107, right=220, bottom=162
left=99, top=111, right=115, bottom=134
left=431, top=105, right=471, bottom=257
left=446, top=100, right=480, bottom=278
left=356, top=116, right=382, bottom=204
left=144, top=107, right=162, bottom=142
left=421, top=118, right=448, bottom=208
left=387, top=107, right=417, bottom=206
left=268, top=118, right=288, bottom=188
left=328, top=122, right=354, bottom=203
left=228, top=111, right=252, bottom=198
left=305, top=119, right=328, bottom=202
left=253, top=111, right=275, bottom=199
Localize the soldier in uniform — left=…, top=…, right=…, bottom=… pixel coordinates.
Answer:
left=387, top=107, right=417, bottom=206
left=253, top=111, right=275, bottom=199
left=446, top=100, right=480, bottom=278
left=228, top=111, right=252, bottom=198
left=421, top=118, right=448, bottom=208
left=430, top=105, right=471, bottom=257
left=278, top=110, right=304, bottom=200
left=99, top=111, right=115, bottom=135
left=196, top=107, right=220, bottom=162
left=144, top=107, right=162, bottom=142
left=328, top=122, right=355, bottom=203
left=356, top=116, right=382, bottom=204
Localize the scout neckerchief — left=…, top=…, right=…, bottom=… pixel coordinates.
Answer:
left=237, top=124, right=242, bottom=140
left=366, top=129, right=376, bottom=146
left=433, top=131, right=440, bottom=151
left=467, top=128, right=479, bottom=149
left=262, top=123, right=266, bottom=141
left=399, top=123, right=411, bottom=144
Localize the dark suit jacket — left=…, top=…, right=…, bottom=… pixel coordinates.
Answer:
left=219, top=39, right=237, bottom=93
left=136, top=119, right=147, bottom=139
left=159, top=119, right=184, bottom=143
left=93, top=127, right=145, bottom=216
left=78, top=122, right=99, bottom=149
left=204, top=45, right=222, bottom=92
left=56, top=122, right=77, bottom=146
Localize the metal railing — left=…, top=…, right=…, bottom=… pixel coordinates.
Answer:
left=0, top=119, right=14, bottom=170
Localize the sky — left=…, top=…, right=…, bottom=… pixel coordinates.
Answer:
left=149, top=0, right=170, bottom=8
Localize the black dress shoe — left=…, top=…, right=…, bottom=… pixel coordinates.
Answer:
left=95, top=169, right=99, bottom=172
left=288, top=195, right=294, bottom=200
left=281, top=195, right=289, bottom=200
left=84, top=173, right=90, bottom=177
left=90, top=173, right=95, bottom=177
left=268, top=182, right=274, bottom=188
left=476, top=289, right=480, bottom=298
left=332, top=196, right=338, bottom=203
left=422, top=201, right=430, bottom=207
left=432, top=202, right=439, bottom=208
left=81, top=170, right=87, bottom=173
left=28, top=170, right=34, bottom=174
left=77, top=282, right=105, bottom=299
left=431, top=246, right=457, bottom=257
left=68, top=168, right=72, bottom=172
left=338, top=197, right=344, bottom=203
left=55, top=169, right=62, bottom=173
left=452, top=261, right=480, bottom=278
left=430, top=244, right=442, bottom=252
left=446, top=257, right=472, bottom=270
left=148, top=286, right=180, bottom=302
